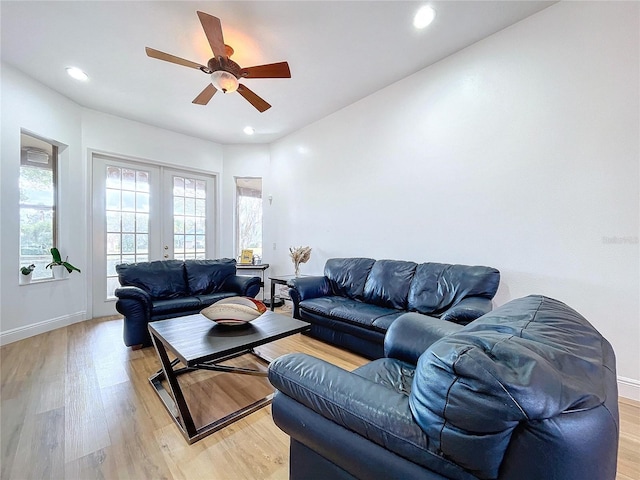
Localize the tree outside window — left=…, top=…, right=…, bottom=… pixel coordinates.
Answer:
left=19, top=133, right=57, bottom=280
left=236, top=178, right=262, bottom=261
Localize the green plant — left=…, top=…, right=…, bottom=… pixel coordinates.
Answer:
left=45, top=247, right=81, bottom=274
left=20, top=264, right=35, bottom=275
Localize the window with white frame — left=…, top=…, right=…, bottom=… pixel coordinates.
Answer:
left=235, top=177, right=263, bottom=262
left=19, top=133, right=58, bottom=280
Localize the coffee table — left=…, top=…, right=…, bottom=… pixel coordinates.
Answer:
left=148, top=310, right=310, bottom=444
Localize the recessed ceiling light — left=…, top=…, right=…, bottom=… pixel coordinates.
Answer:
left=243, top=126, right=255, bottom=135
left=66, top=67, right=88, bottom=81
left=414, top=5, right=436, bottom=29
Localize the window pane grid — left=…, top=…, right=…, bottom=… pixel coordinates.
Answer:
left=105, top=166, right=151, bottom=298
left=173, top=175, right=207, bottom=261
left=19, top=135, right=57, bottom=281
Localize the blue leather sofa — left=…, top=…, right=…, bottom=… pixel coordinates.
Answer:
left=115, top=259, right=261, bottom=348
left=269, top=295, right=619, bottom=480
left=288, top=258, right=500, bottom=358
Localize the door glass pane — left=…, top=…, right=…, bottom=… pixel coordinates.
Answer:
left=172, top=175, right=207, bottom=261
left=104, top=165, right=153, bottom=298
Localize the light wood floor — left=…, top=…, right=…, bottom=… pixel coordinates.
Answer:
left=1, top=314, right=638, bottom=480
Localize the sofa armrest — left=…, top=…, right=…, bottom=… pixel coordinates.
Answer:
left=115, top=286, right=152, bottom=315
left=288, top=276, right=331, bottom=301
left=115, top=286, right=153, bottom=347
left=268, top=353, right=428, bottom=461
left=440, top=296, right=493, bottom=325
left=288, top=276, right=331, bottom=318
left=222, top=275, right=261, bottom=297
left=384, top=313, right=464, bottom=365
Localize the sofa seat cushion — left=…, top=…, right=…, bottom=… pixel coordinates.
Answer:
left=371, top=312, right=406, bottom=333
left=185, top=259, right=236, bottom=295
left=152, top=297, right=202, bottom=316
left=300, top=297, right=398, bottom=328
left=195, top=292, right=237, bottom=308
left=353, top=358, right=415, bottom=396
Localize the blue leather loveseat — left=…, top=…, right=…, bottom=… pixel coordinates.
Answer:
left=288, top=258, right=500, bottom=358
left=115, top=259, right=260, bottom=348
left=269, top=295, right=619, bottom=480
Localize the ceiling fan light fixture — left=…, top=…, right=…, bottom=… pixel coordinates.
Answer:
left=210, top=70, right=239, bottom=93
left=414, top=5, right=436, bottom=29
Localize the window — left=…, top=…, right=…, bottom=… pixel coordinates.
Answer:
left=105, top=165, right=150, bottom=297
left=19, top=133, right=57, bottom=280
left=236, top=178, right=263, bottom=262
left=172, top=175, right=207, bottom=261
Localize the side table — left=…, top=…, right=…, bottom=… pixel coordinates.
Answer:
left=236, top=263, right=269, bottom=301
left=269, top=274, right=307, bottom=311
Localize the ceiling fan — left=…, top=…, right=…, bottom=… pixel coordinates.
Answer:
left=145, top=11, right=291, bottom=113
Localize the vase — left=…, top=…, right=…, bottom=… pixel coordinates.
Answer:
left=19, top=272, right=32, bottom=285
left=52, top=265, right=68, bottom=279
left=294, top=263, right=300, bottom=277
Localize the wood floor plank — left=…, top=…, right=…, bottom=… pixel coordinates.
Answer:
left=99, top=381, right=173, bottom=479
left=64, top=320, right=112, bottom=463
left=64, top=447, right=117, bottom=480
left=0, top=313, right=638, bottom=479
left=1, top=394, right=29, bottom=479
left=9, top=407, right=65, bottom=479
left=618, top=400, right=640, bottom=480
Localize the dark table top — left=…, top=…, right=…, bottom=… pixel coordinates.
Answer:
left=269, top=274, right=311, bottom=282
left=236, top=263, right=270, bottom=270
left=148, top=311, right=309, bottom=367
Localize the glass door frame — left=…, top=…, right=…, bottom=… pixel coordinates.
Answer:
left=90, top=152, right=218, bottom=319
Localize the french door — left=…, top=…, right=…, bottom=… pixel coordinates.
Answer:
left=92, top=155, right=216, bottom=317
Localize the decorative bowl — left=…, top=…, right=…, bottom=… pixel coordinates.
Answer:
left=200, top=296, right=267, bottom=326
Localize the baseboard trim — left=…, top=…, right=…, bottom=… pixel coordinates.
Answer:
left=0, top=311, right=87, bottom=346
left=618, top=376, right=640, bottom=402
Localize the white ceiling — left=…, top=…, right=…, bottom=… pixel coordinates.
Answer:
left=1, top=1, right=554, bottom=145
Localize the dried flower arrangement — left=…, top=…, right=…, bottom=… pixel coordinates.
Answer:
left=289, top=246, right=312, bottom=276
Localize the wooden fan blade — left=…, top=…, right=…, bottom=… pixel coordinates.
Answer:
left=192, top=83, right=217, bottom=105
left=240, top=62, right=291, bottom=79
left=145, top=47, right=205, bottom=70
left=237, top=84, right=271, bottom=112
left=197, top=11, right=226, bottom=58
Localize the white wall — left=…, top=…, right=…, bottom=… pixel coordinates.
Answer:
left=1, top=65, right=86, bottom=339
left=220, top=144, right=271, bottom=259
left=268, top=2, right=640, bottom=398
left=82, top=110, right=224, bottom=174
left=0, top=65, right=225, bottom=344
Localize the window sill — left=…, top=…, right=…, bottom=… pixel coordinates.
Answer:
left=19, top=277, right=68, bottom=286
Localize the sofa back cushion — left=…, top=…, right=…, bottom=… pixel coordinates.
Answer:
left=409, top=295, right=618, bottom=479
left=116, top=260, right=187, bottom=299
left=184, top=258, right=237, bottom=295
left=363, top=260, right=417, bottom=310
left=325, top=258, right=375, bottom=300
left=408, top=263, right=500, bottom=315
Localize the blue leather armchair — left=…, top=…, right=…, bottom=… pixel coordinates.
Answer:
left=288, top=258, right=500, bottom=359
left=269, top=295, right=619, bottom=480
left=115, top=259, right=260, bottom=347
